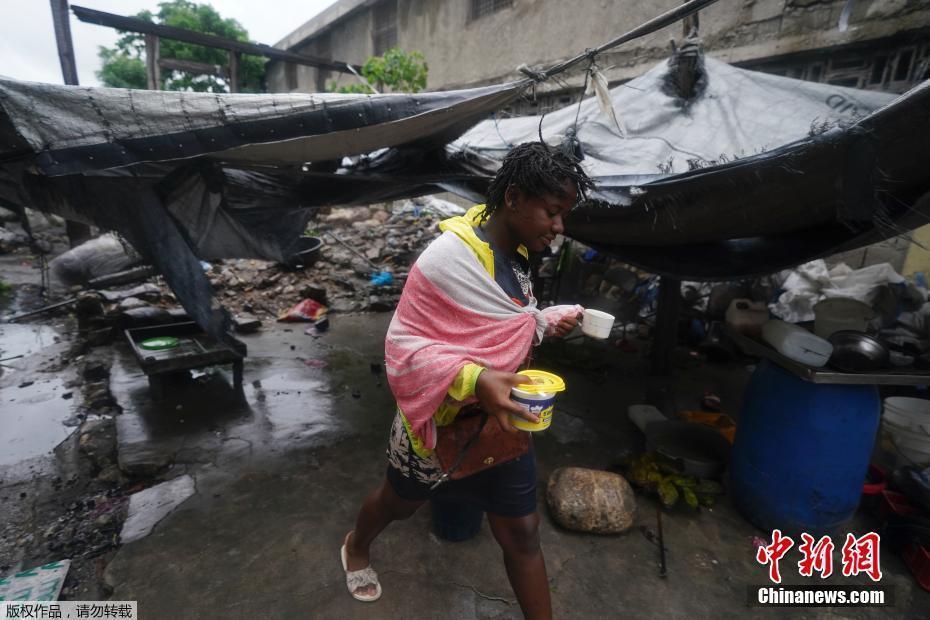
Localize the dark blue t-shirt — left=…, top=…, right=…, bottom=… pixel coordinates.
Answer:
left=474, top=226, right=531, bottom=306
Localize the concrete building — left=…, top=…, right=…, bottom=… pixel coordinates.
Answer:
left=268, top=0, right=930, bottom=115
left=267, top=0, right=930, bottom=275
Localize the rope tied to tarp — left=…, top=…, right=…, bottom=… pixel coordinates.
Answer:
left=518, top=0, right=721, bottom=84
left=516, top=64, right=547, bottom=83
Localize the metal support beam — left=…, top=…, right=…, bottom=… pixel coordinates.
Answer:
left=49, top=0, right=79, bottom=85
left=228, top=51, right=240, bottom=93
left=50, top=0, right=91, bottom=247
left=145, top=34, right=160, bottom=90
left=72, top=4, right=359, bottom=74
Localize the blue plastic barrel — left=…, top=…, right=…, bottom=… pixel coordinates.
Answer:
left=730, top=359, right=880, bottom=535
left=430, top=498, right=484, bottom=542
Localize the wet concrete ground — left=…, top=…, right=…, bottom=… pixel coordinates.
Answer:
left=0, top=324, right=72, bottom=467
left=98, top=316, right=930, bottom=618
left=3, top=294, right=930, bottom=617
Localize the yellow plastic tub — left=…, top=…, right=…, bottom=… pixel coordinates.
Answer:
left=509, top=370, right=566, bottom=432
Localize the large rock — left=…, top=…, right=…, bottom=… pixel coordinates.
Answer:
left=547, top=467, right=636, bottom=534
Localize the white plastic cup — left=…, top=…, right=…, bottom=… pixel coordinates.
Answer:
left=581, top=309, right=615, bottom=339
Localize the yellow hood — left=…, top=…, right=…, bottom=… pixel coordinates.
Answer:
left=438, top=204, right=528, bottom=279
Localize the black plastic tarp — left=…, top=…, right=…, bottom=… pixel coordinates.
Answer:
left=0, top=79, right=526, bottom=338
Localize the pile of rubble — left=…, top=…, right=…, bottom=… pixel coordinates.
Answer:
left=0, top=199, right=464, bottom=332
left=0, top=208, right=69, bottom=256
left=202, top=200, right=454, bottom=318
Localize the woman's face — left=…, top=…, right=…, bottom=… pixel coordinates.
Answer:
left=504, top=180, right=578, bottom=253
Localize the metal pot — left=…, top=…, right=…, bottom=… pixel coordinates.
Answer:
left=645, top=421, right=731, bottom=479
left=827, top=330, right=890, bottom=372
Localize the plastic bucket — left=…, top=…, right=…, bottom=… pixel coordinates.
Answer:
left=581, top=309, right=615, bottom=339
left=883, top=397, right=930, bottom=433
left=430, top=498, right=483, bottom=542
left=882, top=422, right=930, bottom=467
left=509, top=370, right=565, bottom=432
left=813, top=298, right=875, bottom=339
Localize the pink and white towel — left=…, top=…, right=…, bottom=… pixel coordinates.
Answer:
left=384, top=229, right=582, bottom=450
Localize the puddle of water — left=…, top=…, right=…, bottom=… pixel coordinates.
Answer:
left=245, top=368, right=337, bottom=446
left=0, top=323, right=59, bottom=360
left=0, top=323, right=73, bottom=466
left=110, top=343, right=339, bottom=459
left=0, top=376, right=74, bottom=466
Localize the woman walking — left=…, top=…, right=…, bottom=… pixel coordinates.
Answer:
left=341, top=142, right=593, bottom=619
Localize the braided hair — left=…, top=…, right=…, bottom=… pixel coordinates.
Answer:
left=481, top=142, right=594, bottom=224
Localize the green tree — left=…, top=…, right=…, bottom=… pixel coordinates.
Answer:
left=96, top=0, right=265, bottom=92
left=329, top=48, right=428, bottom=94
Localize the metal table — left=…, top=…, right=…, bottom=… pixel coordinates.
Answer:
left=726, top=327, right=930, bottom=386
left=124, top=321, right=246, bottom=399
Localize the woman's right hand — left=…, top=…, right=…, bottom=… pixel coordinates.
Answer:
left=474, top=369, right=537, bottom=433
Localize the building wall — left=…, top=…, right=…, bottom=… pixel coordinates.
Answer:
left=268, top=0, right=930, bottom=97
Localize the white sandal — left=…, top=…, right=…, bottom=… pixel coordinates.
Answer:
left=340, top=532, right=382, bottom=602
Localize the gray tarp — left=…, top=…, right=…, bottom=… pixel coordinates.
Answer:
left=1, top=55, right=929, bottom=334
left=0, top=77, right=525, bottom=176
left=450, top=57, right=895, bottom=179
left=433, top=57, right=930, bottom=278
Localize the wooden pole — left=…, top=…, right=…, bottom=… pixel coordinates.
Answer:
left=675, top=0, right=702, bottom=99
left=228, top=50, right=240, bottom=93
left=683, top=4, right=700, bottom=38
left=50, top=0, right=91, bottom=247
left=145, top=33, right=161, bottom=90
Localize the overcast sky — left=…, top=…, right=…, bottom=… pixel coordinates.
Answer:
left=0, top=0, right=338, bottom=86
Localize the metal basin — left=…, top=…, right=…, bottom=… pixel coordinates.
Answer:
left=827, top=330, right=889, bottom=372
left=282, top=236, right=323, bottom=268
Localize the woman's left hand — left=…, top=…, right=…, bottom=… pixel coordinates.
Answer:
left=552, top=313, right=581, bottom=338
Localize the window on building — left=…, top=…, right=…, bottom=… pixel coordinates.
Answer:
left=827, top=76, right=861, bottom=88
left=916, top=47, right=930, bottom=82
left=829, top=57, right=867, bottom=71
left=744, top=36, right=929, bottom=94
left=869, top=56, right=887, bottom=86
left=470, top=0, right=513, bottom=21
left=807, top=64, right=823, bottom=82
left=893, top=48, right=915, bottom=82
left=286, top=62, right=298, bottom=91
left=372, top=0, right=397, bottom=56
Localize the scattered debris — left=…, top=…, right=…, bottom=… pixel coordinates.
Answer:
left=120, top=475, right=196, bottom=544
left=278, top=299, right=327, bottom=322
left=232, top=314, right=262, bottom=334
left=0, top=560, right=71, bottom=601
